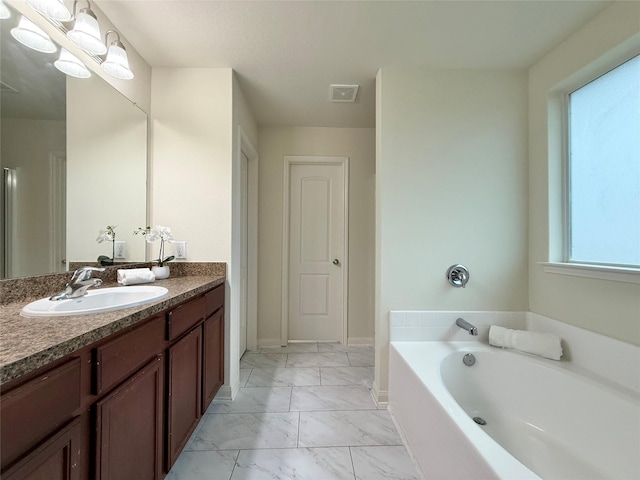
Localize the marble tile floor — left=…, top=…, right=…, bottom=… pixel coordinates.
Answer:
left=166, top=343, right=421, bottom=480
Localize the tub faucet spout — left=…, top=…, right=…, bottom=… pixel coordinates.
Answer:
left=456, top=318, right=478, bottom=336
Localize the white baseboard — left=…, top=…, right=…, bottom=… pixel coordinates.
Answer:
left=213, top=382, right=240, bottom=402
left=371, top=380, right=388, bottom=405
left=257, top=338, right=284, bottom=348
left=348, top=336, right=374, bottom=346
left=259, top=337, right=374, bottom=347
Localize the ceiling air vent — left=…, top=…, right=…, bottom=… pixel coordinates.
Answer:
left=329, top=84, right=359, bottom=103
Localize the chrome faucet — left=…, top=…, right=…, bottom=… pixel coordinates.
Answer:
left=50, top=267, right=105, bottom=301
left=456, top=317, right=478, bottom=336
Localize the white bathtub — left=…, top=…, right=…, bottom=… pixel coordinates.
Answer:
left=389, top=341, right=640, bottom=480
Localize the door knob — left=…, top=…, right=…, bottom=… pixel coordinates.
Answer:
left=333, top=259, right=340, bottom=266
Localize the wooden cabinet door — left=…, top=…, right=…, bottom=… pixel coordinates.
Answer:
left=166, top=326, right=202, bottom=471
left=95, top=356, right=163, bottom=480
left=202, top=308, right=224, bottom=412
left=1, top=358, right=81, bottom=471
left=1, top=417, right=81, bottom=480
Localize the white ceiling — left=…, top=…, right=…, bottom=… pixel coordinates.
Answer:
left=96, top=0, right=612, bottom=128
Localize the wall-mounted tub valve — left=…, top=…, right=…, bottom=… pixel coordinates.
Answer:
left=447, top=264, right=469, bottom=288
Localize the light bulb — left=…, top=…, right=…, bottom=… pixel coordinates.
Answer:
left=67, top=8, right=106, bottom=55
left=10, top=16, right=57, bottom=54
left=25, top=0, right=71, bottom=21
left=0, top=1, right=11, bottom=19
left=55, top=48, right=91, bottom=78
left=101, top=41, right=134, bottom=80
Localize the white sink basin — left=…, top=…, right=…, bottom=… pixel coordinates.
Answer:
left=20, top=286, right=169, bottom=317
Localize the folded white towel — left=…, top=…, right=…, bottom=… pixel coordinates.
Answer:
left=117, top=268, right=156, bottom=286
left=489, top=325, right=563, bottom=360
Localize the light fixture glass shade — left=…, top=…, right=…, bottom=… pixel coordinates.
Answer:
left=54, top=48, right=91, bottom=78
left=66, top=9, right=106, bottom=55
left=10, top=16, right=57, bottom=53
left=0, top=1, right=11, bottom=20
left=25, top=0, right=71, bottom=21
left=101, top=43, right=134, bottom=80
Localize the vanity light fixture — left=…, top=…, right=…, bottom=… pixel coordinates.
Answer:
left=54, top=48, right=91, bottom=78
left=0, top=1, right=11, bottom=20
left=10, top=15, right=57, bottom=53
left=66, top=0, right=106, bottom=55
left=101, top=30, right=134, bottom=80
left=25, top=0, right=71, bottom=22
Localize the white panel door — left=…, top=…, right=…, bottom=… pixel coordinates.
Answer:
left=288, top=163, right=345, bottom=341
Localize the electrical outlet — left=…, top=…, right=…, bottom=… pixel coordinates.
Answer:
left=114, top=241, right=126, bottom=259
left=174, top=241, right=187, bottom=259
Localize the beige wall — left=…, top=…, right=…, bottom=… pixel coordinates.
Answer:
left=257, top=127, right=376, bottom=346
left=151, top=67, right=258, bottom=397
left=528, top=2, right=640, bottom=345
left=151, top=68, right=233, bottom=263
left=375, top=68, right=529, bottom=399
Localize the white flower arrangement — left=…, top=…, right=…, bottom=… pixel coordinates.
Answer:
left=96, top=225, right=116, bottom=265
left=134, top=225, right=175, bottom=266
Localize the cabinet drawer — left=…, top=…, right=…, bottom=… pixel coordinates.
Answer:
left=1, top=358, right=81, bottom=470
left=166, top=295, right=207, bottom=341
left=2, top=417, right=82, bottom=480
left=94, top=316, right=164, bottom=395
left=205, top=284, right=225, bottom=317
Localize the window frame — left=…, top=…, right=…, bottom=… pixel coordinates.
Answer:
left=540, top=52, right=640, bottom=284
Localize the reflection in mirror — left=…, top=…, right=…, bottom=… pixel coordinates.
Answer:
left=0, top=2, right=147, bottom=279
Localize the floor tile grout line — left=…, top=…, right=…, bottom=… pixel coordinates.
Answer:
left=175, top=347, right=417, bottom=479
left=227, top=450, right=241, bottom=480
left=348, top=446, right=358, bottom=480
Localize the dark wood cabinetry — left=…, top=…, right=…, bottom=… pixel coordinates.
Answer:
left=166, top=327, right=202, bottom=469
left=93, top=315, right=165, bottom=396
left=2, top=417, right=82, bottom=480
left=95, top=356, right=164, bottom=480
left=202, top=308, right=224, bottom=412
left=0, top=282, right=225, bottom=480
left=165, top=283, right=224, bottom=470
left=0, top=358, right=82, bottom=473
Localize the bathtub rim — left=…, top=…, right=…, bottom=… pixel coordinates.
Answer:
left=389, top=341, right=541, bottom=480
left=389, top=340, right=640, bottom=480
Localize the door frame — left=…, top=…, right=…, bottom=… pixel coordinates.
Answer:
left=49, top=152, right=66, bottom=273
left=238, top=129, right=258, bottom=353
left=281, top=155, right=349, bottom=346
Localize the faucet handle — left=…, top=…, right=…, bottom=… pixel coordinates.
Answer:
left=71, top=266, right=105, bottom=282
left=447, top=264, right=470, bottom=288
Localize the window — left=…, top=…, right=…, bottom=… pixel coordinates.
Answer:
left=566, top=55, right=640, bottom=268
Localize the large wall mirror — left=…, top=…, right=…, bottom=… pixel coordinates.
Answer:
left=1, top=2, right=147, bottom=279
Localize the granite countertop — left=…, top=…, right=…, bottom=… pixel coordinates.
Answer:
left=0, top=275, right=225, bottom=386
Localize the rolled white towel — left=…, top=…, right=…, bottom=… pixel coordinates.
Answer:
left=489, top=325, right=563, bottom=361
left=117, top=268, right=156, bottom=286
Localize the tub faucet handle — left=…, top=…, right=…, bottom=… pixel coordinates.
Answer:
left=447, top=264, right=470, bottom=288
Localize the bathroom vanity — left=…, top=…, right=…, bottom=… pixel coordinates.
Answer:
left=0, top=273, right=225, bottom=480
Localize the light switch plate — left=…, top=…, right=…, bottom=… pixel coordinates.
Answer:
left=175, top=241, right=187, bottom=259
left=114, top=241, right=126, bottom=259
